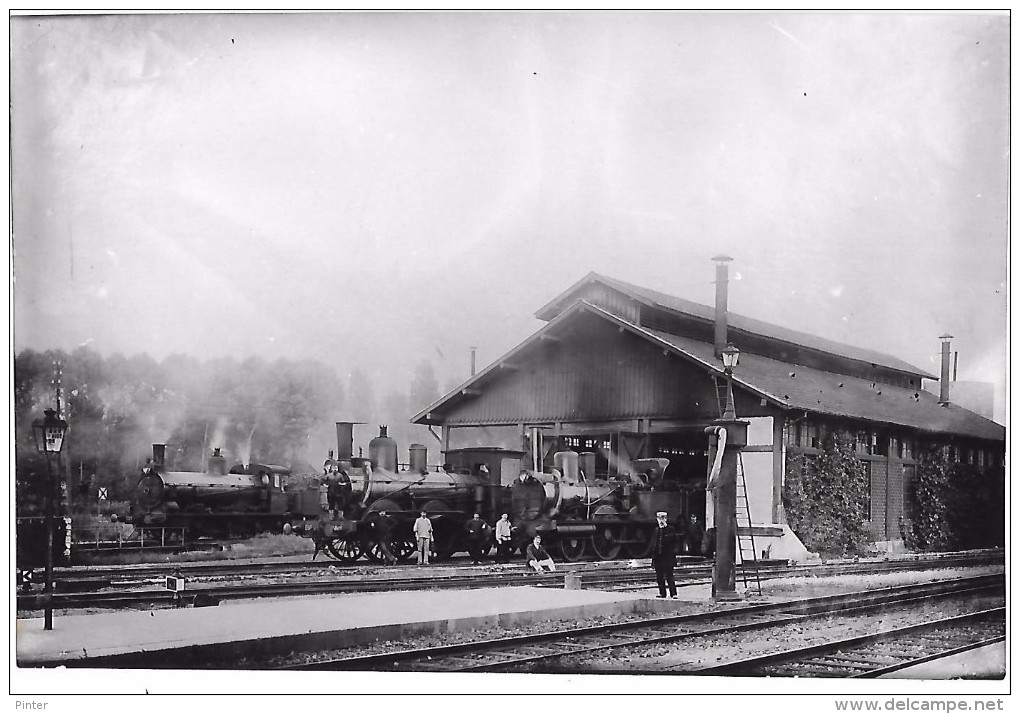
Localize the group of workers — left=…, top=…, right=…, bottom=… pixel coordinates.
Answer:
left=368, top=509, right=702, bottom=587
left=370, top=510, right=518, bottom=567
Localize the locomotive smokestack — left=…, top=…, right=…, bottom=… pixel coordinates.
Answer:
left=336, top=422, right=354, bottom=461
left=712, top=255, right=733, bottom=359
left=152, top=444, right=166, bottom=467
left=208, top=447, right=227, bottom=475
left=939, top=334, right=953, bottom=405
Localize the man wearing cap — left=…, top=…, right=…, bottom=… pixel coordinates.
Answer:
left=651, top=511, right=680, bottom=599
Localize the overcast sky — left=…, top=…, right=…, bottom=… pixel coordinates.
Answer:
left=11, top=12, right=1009, bottom=421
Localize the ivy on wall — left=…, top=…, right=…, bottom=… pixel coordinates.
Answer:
left=901, top=446, right=1005, bottom=552
left=783, top=430, right=870, bottom=557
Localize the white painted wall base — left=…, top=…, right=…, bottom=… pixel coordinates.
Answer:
left=750, top=523, right=813, bottom=563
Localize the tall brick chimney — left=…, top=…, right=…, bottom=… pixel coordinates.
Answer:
left=712, top=255, right=733, bottom=359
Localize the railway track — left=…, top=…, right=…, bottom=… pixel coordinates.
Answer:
left=693, top=608, right=1005, bottom=678
left=17, top=550, right=1003, bottom=612
left=50, top=548, right=1002, bottom=583
left=274, top=573, right=1004, bottom=673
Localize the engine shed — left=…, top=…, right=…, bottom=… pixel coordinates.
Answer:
left=413, top=264, right=1005, bottom=557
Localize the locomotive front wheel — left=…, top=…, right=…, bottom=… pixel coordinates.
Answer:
left=327, top=535, right=363, bottom=564
left=557, top=535, right=588, bottom=562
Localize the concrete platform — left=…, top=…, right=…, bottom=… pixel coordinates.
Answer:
left=879, top=641, right=1006, bottom=680
left=16, top=582, right=685, bottom=668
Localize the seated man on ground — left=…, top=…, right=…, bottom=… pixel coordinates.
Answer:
left=525, top=534, right=556, bottom=573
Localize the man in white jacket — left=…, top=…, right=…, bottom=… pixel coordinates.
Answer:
left=413, top=510, right=434, bottom=565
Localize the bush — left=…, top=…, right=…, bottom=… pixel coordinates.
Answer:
left=783, top=430, right=870, bottom=557
left=902, top=446, right=1004, bottom=551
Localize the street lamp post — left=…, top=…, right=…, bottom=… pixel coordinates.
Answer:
left=31, top=408, right=69, bottom=630
left=707, top=343, right=746, bottom=602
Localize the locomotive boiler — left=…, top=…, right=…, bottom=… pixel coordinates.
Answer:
left=131, top=443, right=299, bottom=536
left=300, top=423, right=495, bottom=564
left=507, top=451, right=683, bottom=561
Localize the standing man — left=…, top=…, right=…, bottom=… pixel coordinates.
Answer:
left=494, top=513, right=513, bottom=564
left=525, top=535, right=556, bottom=572
left=652, top=511, right=679, bottom=598
left=373, top=511, right=398, bottom=566
left=413, top=510, right=434, bottom=565
left=464, top=513, right=490, bottom=565
left=685, top=513, right=705, bottom=556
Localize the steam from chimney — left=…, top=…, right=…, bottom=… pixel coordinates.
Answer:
left=712, top=255, right=733, bottom=359
left=237, top=425, right=255, bottom=468
left=939, top=334, right=953, bottom=405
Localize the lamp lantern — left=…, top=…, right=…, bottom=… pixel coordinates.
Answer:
left=721, top=343, right=740, bottom=373
left=32, top=409, right=69, bottom=454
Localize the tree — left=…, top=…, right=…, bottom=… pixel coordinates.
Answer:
left=409, top=359, right=439, bottom=413
left=346, top=368, right=375, bottom=422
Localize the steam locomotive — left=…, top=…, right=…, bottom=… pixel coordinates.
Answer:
left=294, top=423, right=684, bottom=564
left=131, top=422, right=686, bottom=564
left=131, top=443, right=301, bottom=536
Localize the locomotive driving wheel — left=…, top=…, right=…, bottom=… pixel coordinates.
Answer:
left=556, top=508, right=589, bottom=562
left=591, top=506, right=623, bottom=560
left=326, top=535, right=363, bottom=564
left=624, top=522, right=655, bottom=559
left=392, top=536, right=417, bottom=562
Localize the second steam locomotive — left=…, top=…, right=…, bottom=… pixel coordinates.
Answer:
left=131, top=422, right=686, bottom=563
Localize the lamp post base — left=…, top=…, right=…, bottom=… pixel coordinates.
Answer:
left=712, top=590, right=743, bottom=602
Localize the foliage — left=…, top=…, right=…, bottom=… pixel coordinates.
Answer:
left=783, top=430, right=871, bottom=557
left=901, top=446, right=1005, bottom=551
left=899, top=446, right=954, bottom=551
left=14, top=348, right=347, bottom=513
left=409, top=359, right=439, bottom=412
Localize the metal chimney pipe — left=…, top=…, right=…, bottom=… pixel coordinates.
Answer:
left=939, top=334, right=953, bottom=404
left=712, top=255, right=733, bottom=359
left=470, top=346, right=477, bottom=377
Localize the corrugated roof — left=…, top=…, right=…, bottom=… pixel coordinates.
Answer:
left=644, top=327, right=1004, bottom=442
left=535, top=272, right=936, bottom=379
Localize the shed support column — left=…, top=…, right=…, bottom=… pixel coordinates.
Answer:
left=772, top=417, right=785, bottom=524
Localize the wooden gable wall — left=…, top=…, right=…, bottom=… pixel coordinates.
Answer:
left=436, top=310, right=771, bottom=426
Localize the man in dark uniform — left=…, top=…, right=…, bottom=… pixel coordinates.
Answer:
left=374, top=511, right=398, bottom=565
left=464, top=513, right=490, bottom=565
left=651, top=511, right=679, bottom=599
left=685, top=513, right=705, bottom=556
left=326, top=469, right=352, bottom=520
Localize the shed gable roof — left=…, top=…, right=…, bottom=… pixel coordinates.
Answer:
left=534, top=272, right=936, bottom=380
left=415, top=301, right=1003, bottom=443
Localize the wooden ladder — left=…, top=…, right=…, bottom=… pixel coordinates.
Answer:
left=735, top=452, right=763, bottom=596
left=711, top=375, right=729, bottom=418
